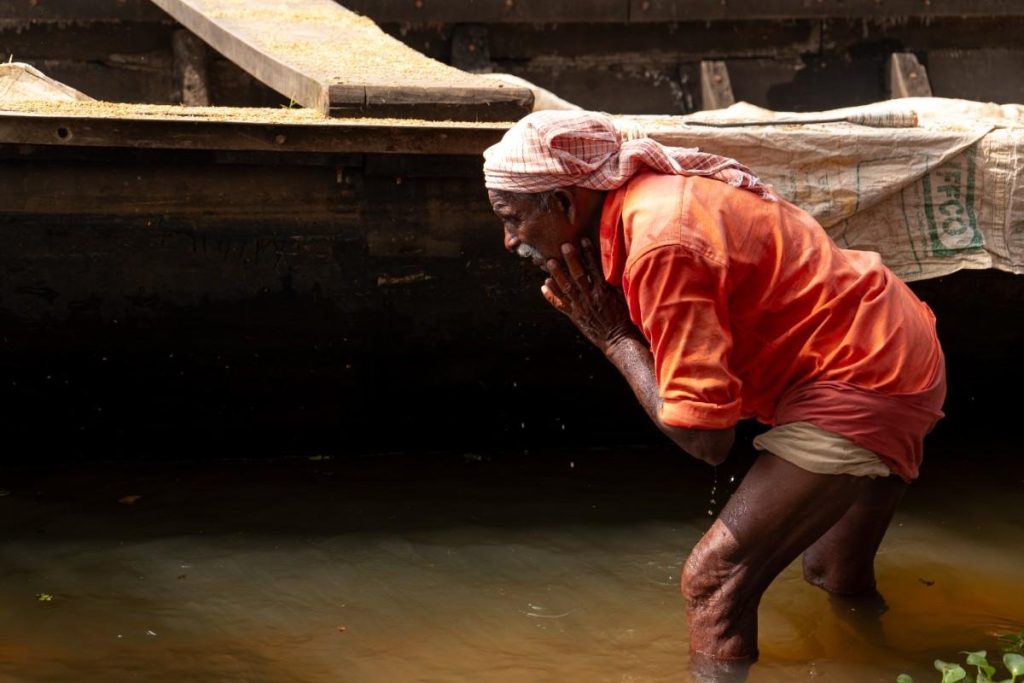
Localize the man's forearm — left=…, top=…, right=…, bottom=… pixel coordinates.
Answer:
left=603, top=331, right=664, bottom=425
left=604, top=332, right=734, bottom=465
left=538, top=241, right=733, bottom=463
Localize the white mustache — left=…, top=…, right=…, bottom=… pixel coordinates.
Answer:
left=516, top=243, right=544, bottom=262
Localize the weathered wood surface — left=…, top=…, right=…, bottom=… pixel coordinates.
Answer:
left=0, top=0, right=166, bottom=21
left=343, top=0, right=1024, bottom=21
left=497, top=62, right=702, bottom=115
left=927, top=49, right=1024, bottom=105
left=480, top=21, right=821, bottom=62
left=9, top=57, right=284, bottom=108
left=172, top=30, right=210, bottom=106
left=0, top=106, right=508, bottom=155
left=0, top=63, right=92, bottom=103
left=147, top=0, right=532, bottom=119
left=889, top=53, right=932, bottom=99
left=2, top=8, right=1022, bottom=115
left=4, top=0, right=1024, bottom=23
left=342, top=0, right=628, bottom=23
left=699, top=61, right=734, bottom=111
left=820, top=17, right=1024, bottom=52
left=629, top=0, right=1024, bottom=20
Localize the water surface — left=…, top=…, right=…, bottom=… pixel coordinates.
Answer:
left=1, top=444, right=1021, bottom=682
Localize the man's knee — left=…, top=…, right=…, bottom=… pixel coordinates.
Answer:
left=681, top=528, right=745, bottom=614
left=681, top=528, right=762, bottom=661
left=801, top=548, right=876, bottom=596
left=801, top=550, right=833, bottom=590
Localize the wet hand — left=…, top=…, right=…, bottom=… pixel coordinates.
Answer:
left=541, top=239, right=637, bottom=354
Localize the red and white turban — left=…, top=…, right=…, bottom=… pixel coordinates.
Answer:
left=483, top=110, right=775, bottom=200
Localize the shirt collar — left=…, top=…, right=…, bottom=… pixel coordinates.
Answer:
left=599, top=183, right=629, bottom=287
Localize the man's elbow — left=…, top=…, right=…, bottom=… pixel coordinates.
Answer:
left=662, top=422, right=735, bottom=466
left=690, top=441, right=731, bottom=466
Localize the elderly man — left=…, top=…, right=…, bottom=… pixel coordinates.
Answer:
left=483, top=111, right=945, bottom=673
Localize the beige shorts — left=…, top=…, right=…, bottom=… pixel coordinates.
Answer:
left=752, top=421, right=891, bottom=478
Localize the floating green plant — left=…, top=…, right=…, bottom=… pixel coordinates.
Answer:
left=899, top=648, right=1024, bottom=683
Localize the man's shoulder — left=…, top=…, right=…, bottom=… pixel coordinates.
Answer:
left=618, top=174, right=687, bottom=255
left=621, top=171, right=690, bottom=201
left=620, top=173, right=734, bottom=262
left=619, top=172, right=692, bottom=225
left=621, top=172, right=766, bottom=221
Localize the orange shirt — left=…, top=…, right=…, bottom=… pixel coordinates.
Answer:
left=600, top=172, right=944, bottom=479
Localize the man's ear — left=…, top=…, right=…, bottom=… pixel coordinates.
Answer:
left=553, top=189, right=576, bottom=224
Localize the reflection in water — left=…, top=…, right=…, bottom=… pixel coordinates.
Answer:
left=0, top=444, right=1021, bottom=682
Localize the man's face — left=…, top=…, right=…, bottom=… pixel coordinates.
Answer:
left=488, top=190, right=575, bottom=272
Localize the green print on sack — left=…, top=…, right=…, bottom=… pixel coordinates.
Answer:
left=922, top=146, right=983, bottom=256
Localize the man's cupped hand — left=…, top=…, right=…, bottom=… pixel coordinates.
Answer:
left=542, top=239, right=638, bottom=354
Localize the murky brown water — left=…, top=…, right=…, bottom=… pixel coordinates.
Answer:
left=1, top=444, right=1021, bottom=682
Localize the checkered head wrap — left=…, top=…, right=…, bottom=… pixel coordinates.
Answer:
left=483, top=110, right=776, bottom=200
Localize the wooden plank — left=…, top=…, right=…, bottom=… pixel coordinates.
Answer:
left=341, top=0, right=628, bottom=23
left=888, top=53, right=932, bottom=99
left=337, top=0, right=1024, bottom=22
left=147, top=0, right=532, bottom=120
left=725, top=55, right=885, bottom=111
left=208, top=58, right=290, bottom=108
left=364, top=154, right=482, bottom=178
left=0, top=0, right=166, bottom=21
left=362, top=84, right=531, bottom=119
left=927, top=48, right=1024, bottom=103
left=482, top=21, right=820, bottom=61
left=486, top=74, right=580, bottom=112
left=0, top=21, right=173, bottom=61
left=450, top=25, right=491, bottom=73
left=3, top=0, right=1024, bottom=24
left=497, top=62, right=700, bottom=115
left=0, top=109, right=508, bottom=155
left=0, top=157, right=358, bottom=218
left=0, top=63, right=93, bottom=103
left=504, top=63, right=689, bottom=115
left=699, top=61, right=734, bottom=111
left=630, top=0, right=1024, bottom=20
left=821, top=17, right=1024, bottom=53
left=172, top=29, right=210, bottom=106
left=28, top=59, right=175, bottom=105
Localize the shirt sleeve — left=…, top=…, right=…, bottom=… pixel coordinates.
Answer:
left=624, top=245, right=742, bottom=430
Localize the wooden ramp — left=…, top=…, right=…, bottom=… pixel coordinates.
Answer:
left=0, top=63, right=93, bottom=104
left=148, top=0, right=533, bottom=120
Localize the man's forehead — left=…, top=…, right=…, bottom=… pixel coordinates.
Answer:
left=488, top=190, right=534, bottom=211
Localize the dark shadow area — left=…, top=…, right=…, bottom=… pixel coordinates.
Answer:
left=0, top=427, right=1016, bottom=541
left=1, top=269, right=1019, bottom=465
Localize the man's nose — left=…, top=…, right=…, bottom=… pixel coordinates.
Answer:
left=504, top=230, right=519, bottom=252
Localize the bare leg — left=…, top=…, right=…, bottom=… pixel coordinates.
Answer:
left=802, top=474, right=907, bottom=596
left=682, top=452, right=871, bottom=673
left=801, top=475, right=907, bottom=647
